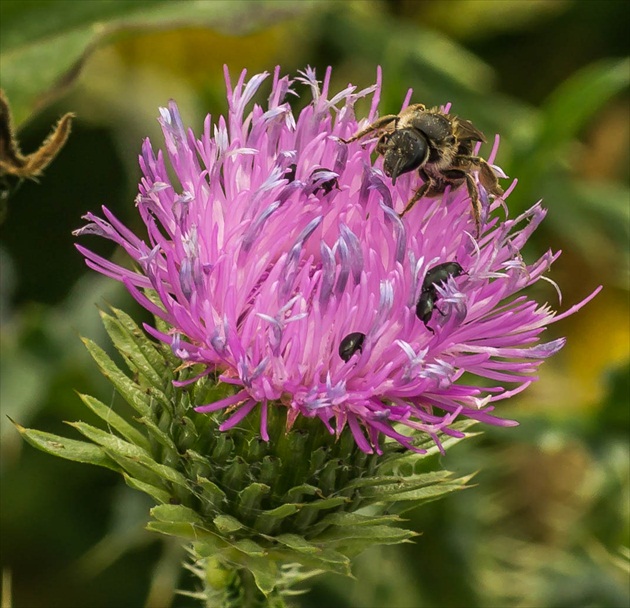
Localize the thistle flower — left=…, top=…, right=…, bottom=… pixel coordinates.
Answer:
left=74, top=66, right=599, bottom=455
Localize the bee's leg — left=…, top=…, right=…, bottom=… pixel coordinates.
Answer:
left=477, top=159, right=504, bottom=197
left=400, top=179, right=430, bottom=217
left=459, top=155, right=504, bottom=197
left=463, top=173, right=482, bottom=237
left=341, top=115, right=398, bottom=143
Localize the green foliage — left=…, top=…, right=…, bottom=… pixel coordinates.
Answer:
left=0, top=0, right=318, bottom=125
left=12, top=420, right=121, bottom=472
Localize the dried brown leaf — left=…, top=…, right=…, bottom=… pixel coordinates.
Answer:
left=0, top=89, right=74, bottom=180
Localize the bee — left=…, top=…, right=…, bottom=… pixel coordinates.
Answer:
left=342, top=104, right=504, bottom=233
left=415, top=262, right=465, bottom=331
left=338, top=332, right=366, bottom=362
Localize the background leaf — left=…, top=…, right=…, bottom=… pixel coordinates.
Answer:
left=0, top=0, right=319, bottom=126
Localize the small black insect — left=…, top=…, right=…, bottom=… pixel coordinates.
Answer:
left=421, top=262, right=465, bottom=292
left=415, top=290, right=437, bottom=328
left=339, top=332, right=366, bottom=362
left=415, top=262, right=465, bottom=331
left=343, top=104, right=504, bottom=233
left=309, top=168, right=339, bottom=195
left=284, top=163, right=297, bottom=183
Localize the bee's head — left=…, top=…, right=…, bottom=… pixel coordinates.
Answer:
left=378, top=129, right=429, bottom=184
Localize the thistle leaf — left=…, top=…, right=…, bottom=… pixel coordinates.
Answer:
left=297, top=496, right=350, bottom=511
left=147, top=521, right=209, bottom=542
left=346, top=470, right=454, bottom=491
left=152, top=504, right=204, bottom=525
left=10, top=419, right=120, bottom=471
left=320, top=512, right=406, bottom=527
left=123, top=473, right=172, bottom=504
left=68, top=420, right=150, bottom=459
left=106, top=451, right=167, bottom=489
left=315, top=524, right=416, bottom=544
left=106, top=307, right=168, bottom=383
left=78, top=392, right=151, bottom=452
left=195, top=476, right=228, bottom=508
left=147, top=504, right=220, bottom=536
left=233, top=539, right=266, bottom=557
left=238, top=482, right=271, bottom=515
left=379, top=478, right=475, bottom=514
left=69, top=421, right=189, bottom=489
left=81, top=337, right=151, bottom=416
left=282, top=484, right=322, bottom=502
left=214, top=514, right=244, bottom=534
left=355, top=470, right=457, bottom=496
left=138, top=416, right=179, bottom=453
left=258, top=504, right=301, bottom=520
left=307, top=548, right=350, bottom=569
left=273, top=534, right=321, bottom=554
left=243, top=556, right=278, bottom=596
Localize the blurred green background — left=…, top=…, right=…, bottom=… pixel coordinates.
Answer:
left=1, top=1, right=628, bottom=606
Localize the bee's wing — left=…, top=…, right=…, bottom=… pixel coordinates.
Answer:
left=454, top=118, right=486, bottom=143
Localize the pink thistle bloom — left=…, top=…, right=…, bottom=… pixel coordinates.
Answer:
left=74, top=66, right=600, bottom=454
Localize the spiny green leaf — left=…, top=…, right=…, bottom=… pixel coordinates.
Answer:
left=258, top=504, right=301, bottom=519
left=330, top=537, right=415, bottom=560
left=315, top=524, right=416, bottom=544
left=282, top=484, right=322, bottom=502
left=138, top=416, right=178, bottom=453
left=108, top=307, right=168, bottom=382
left=147, top=521, right=210, bottom=542
left=10, top=419, right=120, bottom=472
left=144, top=385, right=174, bottom=411
left=151, top=503, right=204, bottom=525
left=374, top=480, right=473, bottom=512
left=123, top=473, right=172, bottom=504
left=135, top=457, right=189, bottom=490
left=69, top=420, right=149, bottom=459
left=306, top=548, right=350, bottom=568
left=77, top=393, right=151, bottom=452
left=233, top=539, right=266, bottom=557
left=214, top=514, right=244, bottom=534
left=100, top=309, right=160, bottom=385
left=105, top=451, right=166, bottom=489
left=274, top=534, right=320, bottom=554
left=380, top=422, right=480, bottom=467
left=178, top=416, right=200, bottom=445
left=254, top=504, right=300, bottom=534
left=195, top=476, right=227, bottom=506
left=190, top=537, right=234, bottom=558
left=238, top=482, right=271, bottom=514
left=81, top=337, right=151, bottom=416
left=242, top=555, right=278, bottom=595
left=267, top=547, right=351, bottom=578
left=355, top=470, right=456, bottom=495
left=298, top=496, right=350, bottom=511
left=69, top=421, right=189, bottom=488
left=320, top=512, right=406, bottom=527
